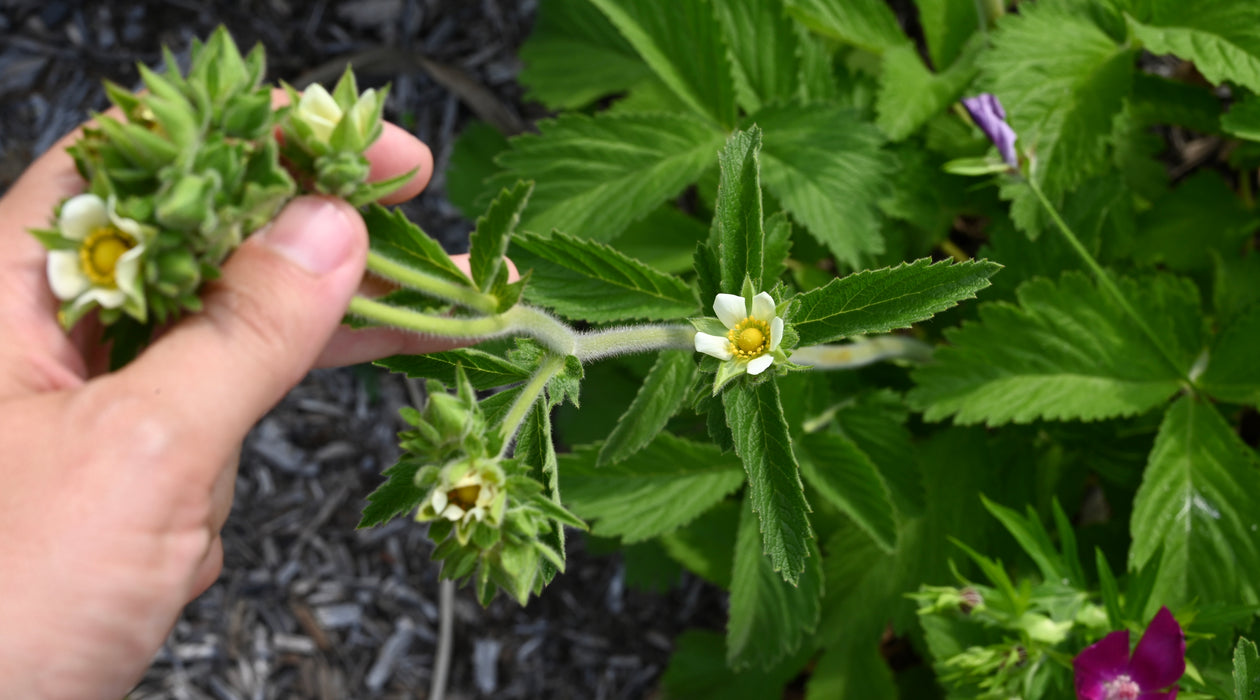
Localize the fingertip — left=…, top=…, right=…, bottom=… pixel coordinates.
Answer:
left=367, top=122, right=434, bottom=204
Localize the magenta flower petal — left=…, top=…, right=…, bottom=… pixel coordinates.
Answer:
left=1129, top=607, right=1185, bottom=691
left=1074, top=630, right=1131, bottom=700
left=1138, top=690, right=1176, bottom=700
left=962, top=93, right=1019, bottom=168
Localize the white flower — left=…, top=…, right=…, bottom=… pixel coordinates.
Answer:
left=428, top=470, right=497, bottom=526
left=694, top=291, right=784, bottom=376
left=295, top=83, right=380, bottom=146
left=47, top=193, right=148, bottom=324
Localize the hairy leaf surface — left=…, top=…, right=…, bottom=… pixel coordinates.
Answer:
left=1129, top=2, right=1260, bottom=94
left=714, top=127, right=766, bottom=290
left=559, top=433, right=745, bottom=542
left=493, top=112, right=724, bottom=242
left=792, top=258, right=999, bottom=347
left=598, top=350, right=698, bottom=466
left=727, top=495, right=823, bottom=670
left=754, top=103, right=893, bottom=268
left=511, top=229, right=698, bottom=322
left=1130, top=397, right=1260, bottom=607
left=783, top=0, right=908, bottom=54
left=798, top=431, right=898, bottom=552
left=910, top=273, right=1202, bottom=425
left=723, top=381, right=813, bottom=583
left=518, top=0, right=651, bottom=109
left=376, top=348, right=531, bottom=390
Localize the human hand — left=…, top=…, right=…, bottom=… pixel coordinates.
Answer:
left=0, top=118, right=469, bottom=698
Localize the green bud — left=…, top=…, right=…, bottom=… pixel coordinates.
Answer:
left=1016, top=612, right=1071, bottom=645
left=152, top=248, right=202, bottom=295
left=222, top=91, right=273, bottom=139
left=155, top=171, right=220, bottom=231
left=314, top=151, right=372, bottom=198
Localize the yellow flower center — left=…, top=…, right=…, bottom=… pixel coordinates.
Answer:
left=449, top=483, right=482, bottom=510
left=79, top=226, right=137, bottom=288
left=728, top=317, right=770, bottom=360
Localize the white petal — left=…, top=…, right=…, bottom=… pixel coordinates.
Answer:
left=746, top=354, right=774, bottom=375
left=442, top=503, right=466, bottom=521
left=108, top=205, right=146, bottom=242
left=47, top=250, right=89, bottom=300
left=770, top=317, right=784, bottom=351
left=59, top=194, right=109, bottom=241
left=298, top=85, right=342, bottom=141
left=695, top=332, right=733, bottom=360
left=79, top=287, right=126, bottom=310
left=430, top=489, right=448, bottom=515
left=349, top=89, right=377, bottom=140
left=751, top=292, right=776, bottom=322
left=713, top=294, right=747, bottom=328
left=115, top=245, right=145, bottom=302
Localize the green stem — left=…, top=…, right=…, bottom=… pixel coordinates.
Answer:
left=1026, top=179, right=1190, bottom=382
left=793, top=335, right=934, bottom=369
left=348, top=296, right=511, bottom=339
left=497, top=354, right=566, bottom=457
left=574, top=324, right=695, bottom=361
left=365, top=251, right=497, bottom=314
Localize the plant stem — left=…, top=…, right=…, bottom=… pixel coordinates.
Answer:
left=793, top=335, right=934, bottom=369
left=1026, top=179, right=1190, bottom=382
left=349, top=296, right=696, bottom=361
left=429, top=578, right=454, bottom=700
left=497, top=354, right=566, bottom=457
left=365, top=251, right=497, bottom=314
left=574, top=324, right=695, bottom=361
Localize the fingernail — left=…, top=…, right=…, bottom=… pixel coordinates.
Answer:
left=258, top=197, right=355, bottom=275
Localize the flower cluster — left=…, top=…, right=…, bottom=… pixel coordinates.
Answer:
left=31, top=28, right=399, bottom=365
left=389, top=368, right=586, bottom=605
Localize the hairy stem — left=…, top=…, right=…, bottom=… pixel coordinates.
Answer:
left=793, top=335, right=934, bottom=369
left=348, top=296, right=512, bottom=339
left=365, top=251, right=497, bottom=314
left=574, top=324, right=695, bottom=361
left=497, top=354, right=566, bottom=457
left=1027, top=179, right=1190, bottom=382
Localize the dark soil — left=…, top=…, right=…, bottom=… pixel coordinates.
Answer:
left=0, top=1, right=726, bottom=697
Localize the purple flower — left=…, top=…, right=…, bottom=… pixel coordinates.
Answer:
left=962, top=93, right=1019, bottom=169
left=1074, top=606, right=1185, bottom=700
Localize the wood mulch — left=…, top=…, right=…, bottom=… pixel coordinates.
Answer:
left=0, top=1, right=725, bottom=697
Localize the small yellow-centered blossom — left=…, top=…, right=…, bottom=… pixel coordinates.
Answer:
left=295, top=83, right=380, bottom=147
left=695, top=291, right=784, bottom=376
left=47, top=193, right=148, bottom=325
left=418, top=457, right=508, bottom=544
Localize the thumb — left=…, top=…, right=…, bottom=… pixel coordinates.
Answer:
left=111, top=195, right=367, bottom=444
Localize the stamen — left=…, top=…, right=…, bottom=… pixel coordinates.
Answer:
left=727, top=317, right=770, bottom=361
left=449, top=484, right=482, bottom=509
left=79, top=226, right=137, bottom=287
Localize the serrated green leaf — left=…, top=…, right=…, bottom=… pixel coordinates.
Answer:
left=805, top=644, right=896, bottom=700
left=375, top=349, right=530, bottom=390
left=1130, top=397, right=1260, bottom=607
left=876, top=40, right=979, bottom=141
left=588, top=0, right=736, bottom=127
left=515, top=399, right=564, bottom=582
left=783, top=0, right=909, bottom=54
left=614, top=205, right=710, bottom=274
left=447, top=121, right=511, bottom=218
left=713, top=0, right=801, bottom=113
left=510, top=230, right=699, bottom=323
left=723, top=381, right=813, bottom=583
left=598, top=350, right=698, bottom=466
left=980, top=495, right=1072, bottom=586
left=983, top=1, right=1135, bottom=198
left=792, top=258, right=1000, bottom=347
left=715, top=127, right=766, bottom=290
left=763, top=212, right=792, bottom=284
left=518, top=0, right=651, bottom=110
left=753, top=103, right=893, bottom=268
left=727, top=495, right=823, bottom=671
left=913, top=0, right=980, bottom=70
left=660, top=500, right=740, bottom=588
left=493, top=112, right=724, bottom=242
left=1129, top=2, right=1260, bottom=94
left=1133, top=72, right=1222, bottom=134
left=661, top=630, right=799, bottom=700
left=1235, top=637, right=1260, bottom=700
left=559, top=433, right=745, bottom=543
left=1200, top=305, right=1260, bottom=406
left=546, top=355, right=583, bottom=409
left=799, top=431, right=897, bottom=552
left=909, top=272, right=1201, bottom=425
left=469, top=181, right=532, bottom=293
left=359, top=460, right=425, bottom=528
left=833, top=391, right=924, bottom=517
left=1224, top=93, right=1260, bottom=141
left=362, top=204, right=473, bottom=288
left=1135, top=171, right=1258, bottom=274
